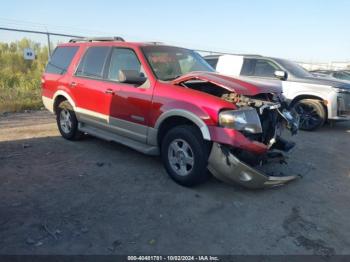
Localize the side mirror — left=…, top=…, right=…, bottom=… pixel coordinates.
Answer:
left=118, top=70, right=147, bottom=85
left=274, top=70, right=288, bottom=80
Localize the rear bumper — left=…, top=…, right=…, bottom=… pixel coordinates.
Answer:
left=207, top=143, right=299, bottom=189
left=42, top=96, right=54, bottom=113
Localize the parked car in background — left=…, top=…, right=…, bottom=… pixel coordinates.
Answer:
left=205, top=55, right=350, bottom=130
left=41, top=37, right=299, bottom=189
left=311, top=70, right=350, bottom=82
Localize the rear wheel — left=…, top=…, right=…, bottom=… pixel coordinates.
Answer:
left=293, top=99, right=326, bottom=131
left=56, top=100, right=82, bottom=140
left=161, top=125, right=211, bottom=187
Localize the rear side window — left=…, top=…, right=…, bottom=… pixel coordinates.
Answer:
left=241, top=58, right=280, bottom=77
left=45, top=46, right=78, bottom=75
left=76, top=47, right=110, bottom=78
left=254, top=60, right=279, bottom=77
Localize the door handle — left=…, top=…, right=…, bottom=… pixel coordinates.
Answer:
left=105, top=89, right=115, bottom=95
left=70, top=82, right=77, bottom=87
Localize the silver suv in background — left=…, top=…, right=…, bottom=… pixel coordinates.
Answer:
left=205, top=55, right=350, bottom=130
left=311, top=70, right=350, bottom=82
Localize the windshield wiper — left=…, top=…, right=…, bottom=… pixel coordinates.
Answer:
left=162, top=74, right=183, bottom=81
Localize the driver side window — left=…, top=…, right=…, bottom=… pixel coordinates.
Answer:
left=241, top=58, right=281, bottom=78
left=107, top=48, right=145, bottom=82
left=254, top=60, right=280, bottom=77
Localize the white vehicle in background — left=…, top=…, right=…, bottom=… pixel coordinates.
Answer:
left=205, top=55, right=350, bottom=130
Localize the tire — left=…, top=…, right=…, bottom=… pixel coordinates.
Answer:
left=161, top=125, right=211, bottom=187
left=56, top=100, right=82, bottom=140
left=293, top=99, right=326, bottom=131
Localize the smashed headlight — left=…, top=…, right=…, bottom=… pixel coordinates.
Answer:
left=219, top=107, right=262, bottom=134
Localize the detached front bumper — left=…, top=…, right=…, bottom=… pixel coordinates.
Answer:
left=207, top=143, right=299, bottom=189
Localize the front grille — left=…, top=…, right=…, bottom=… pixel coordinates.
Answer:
left=243, top=108, right=278, bottom=145
left=338, top=93, right=350, bottom=116
left=259, top=109, right=278, bottom=143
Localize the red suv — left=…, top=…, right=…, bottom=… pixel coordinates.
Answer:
left=42, top=37, right=299, bottom=189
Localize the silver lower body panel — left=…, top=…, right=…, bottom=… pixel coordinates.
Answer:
left=207, top=143, right=298, bottom=189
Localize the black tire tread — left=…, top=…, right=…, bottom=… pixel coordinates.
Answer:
left=294, top=99, right=326, bottom=131
left=161, top=125, right=211, bottom=187
left=56, top=100, right=82, bottom=140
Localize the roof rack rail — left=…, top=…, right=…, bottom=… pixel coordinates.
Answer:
left=69, top=36, right=125, bottom=43
left=146, top=42, right=164, bottom=45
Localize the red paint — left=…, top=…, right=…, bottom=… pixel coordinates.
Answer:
left=208, top=126, right=268, bottom=154
left=42, top=41, right=281, bottom=154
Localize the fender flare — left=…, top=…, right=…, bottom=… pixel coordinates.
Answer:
left=289, top=93, right=326, bottom=106
left=53, top=90, right=76, bottom=112
left=154, top=109, right=211, bottom=141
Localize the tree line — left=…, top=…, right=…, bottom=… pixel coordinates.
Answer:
left=0, top=38, right=49, bottom=112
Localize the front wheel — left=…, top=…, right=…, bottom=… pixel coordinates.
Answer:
left=293, top=99, right=326, bottom=131
left=161, top=125, right=211, bottom=187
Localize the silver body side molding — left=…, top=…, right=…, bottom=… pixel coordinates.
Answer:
left=44, top=93, right=211, bottom=155
left=79, top=123, right=159, bottom=156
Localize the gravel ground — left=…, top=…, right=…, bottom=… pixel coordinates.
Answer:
left=0, top=111, right=349, bottom=255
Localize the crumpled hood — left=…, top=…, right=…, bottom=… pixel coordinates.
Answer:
left=171, top=71, right=282, bottom=96
left=294, top=76, right=350, bottom=89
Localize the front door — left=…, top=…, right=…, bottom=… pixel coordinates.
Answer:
left=104, top=47, right=153, bottom=143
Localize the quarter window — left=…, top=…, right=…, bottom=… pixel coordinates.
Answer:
left=45, top=46, right=78, bottom=75
left=76, top=47, right=110, bottom=78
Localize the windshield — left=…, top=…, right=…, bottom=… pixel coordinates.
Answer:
left=142, top=46, right=214, bottom=81
left=335, top=71, right=350, bottom=81
left=275, top=58, right=313, bottom=78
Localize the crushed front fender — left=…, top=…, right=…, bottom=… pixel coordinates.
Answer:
left=207, top=143, right=299, bottom=189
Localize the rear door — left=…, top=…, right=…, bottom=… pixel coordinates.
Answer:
left=241, top=58, right=282, bottom=79
left=71, top=46, right=117, bottom=124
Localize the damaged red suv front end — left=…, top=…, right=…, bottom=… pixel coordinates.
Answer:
left=170, top=71, right=300, bottom=188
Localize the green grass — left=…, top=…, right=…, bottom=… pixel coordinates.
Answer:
left=0, top=38, right=49, bottom=114
left=0, top=87, right=43, bottom=113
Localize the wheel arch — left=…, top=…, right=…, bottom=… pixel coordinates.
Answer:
left=290, top=94, right=325, bottom=107
left=290, top=94, right=328, bottom=118
left=53, top=90, right=76, bottom=114
left=291, top=95, right=328, bottom=128
left=154, top=110, right=211, bottom=146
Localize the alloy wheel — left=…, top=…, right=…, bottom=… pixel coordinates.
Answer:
left=295, top=103, right=322, bottom=130
left=59, top=109, right=73, bottom=134
left=168, top=139, right=195, bottom=176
